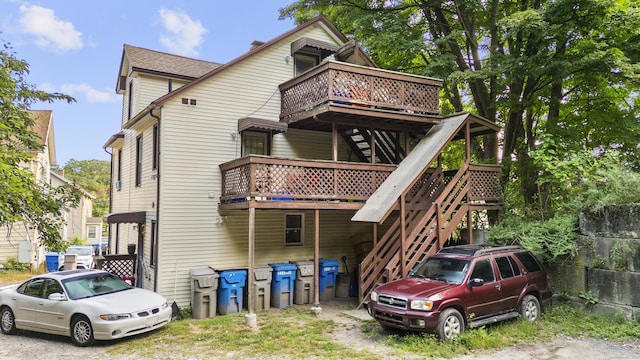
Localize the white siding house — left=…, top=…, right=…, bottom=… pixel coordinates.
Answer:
left=0, top=111, right=96, bottom=268
left=104, top=16, right=502, bottom=309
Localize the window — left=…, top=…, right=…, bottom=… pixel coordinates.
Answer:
left=294, top=53, right=319, bottom=76
left=285, top=213, right=304, bottom=246
left=152, top=124, right=158, bottom=170
left=242, top=131, right=269, bottom=156
left=18, top=278, right=45, bottom=297
left=150, top=220, right=157, bottom=267
left=496, top=256, right=521, bottom=279
left=515, top=252, right=542, bottom=273
left=127, top=80, right=134, bottom=119
left=470, top=259, right=495, bottom=283
left=42, top=279, right=63, bottom=298
left=135, top=135, right=143, bottom=186
left=87, top=226, right=98, bottom=240
left=116, top=149, right=122, bottom=190
left=168, top=79, right=173, bottom=92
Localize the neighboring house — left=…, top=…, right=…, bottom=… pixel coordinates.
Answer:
left=103, top=16, right=501, bottom=309
left=50, top=171, right=98, bottom=243
left=0, top=110, right=96, bottom=268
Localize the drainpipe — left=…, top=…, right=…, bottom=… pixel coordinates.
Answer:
left=104, top=147, right=112, bottom=254
left=150, top=104, right=161, bottom=292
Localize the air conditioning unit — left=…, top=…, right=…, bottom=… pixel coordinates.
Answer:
left=115, top=180, right=122, bottom=190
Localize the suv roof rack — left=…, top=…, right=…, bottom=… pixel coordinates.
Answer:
left=437, top=244, right=524, bottom=257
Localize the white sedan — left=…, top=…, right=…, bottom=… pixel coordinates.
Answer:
left=0, top=269, right=172, bottom=346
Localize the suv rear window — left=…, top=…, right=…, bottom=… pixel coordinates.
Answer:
left=496, top=256, right=521, bottom=279
left=515, top=252, right=542, bottom=272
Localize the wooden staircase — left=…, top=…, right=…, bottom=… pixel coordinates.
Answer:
left=358, top=162, right=473, bottom=303
left=342, top=128, right=406, bottom=164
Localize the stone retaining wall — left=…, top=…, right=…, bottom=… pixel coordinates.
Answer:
left=550, top=204, right=640, bottom=321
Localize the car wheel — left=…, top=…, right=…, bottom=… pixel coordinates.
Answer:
left=71, top=315, right=95, bottom=347
left=0, top=307, right=17, bottom=335
left=437, top=308, right=464, bottom=341
left=520, top=294, right=541, bottom=322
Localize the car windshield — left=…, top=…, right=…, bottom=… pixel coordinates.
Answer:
left=62, top=273, right=131, bottom=299
left=66, top=247, right=92, bottom=256
left=408, top=257, right=470, bottom=284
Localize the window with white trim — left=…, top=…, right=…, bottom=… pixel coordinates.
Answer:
left=285, top=213, right=304, bottom=246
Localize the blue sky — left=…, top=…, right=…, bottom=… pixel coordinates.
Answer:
left=0, top=0, right=296, bottom=165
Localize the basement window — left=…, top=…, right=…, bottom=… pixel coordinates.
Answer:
left=285, top=213, right=304, bottom=246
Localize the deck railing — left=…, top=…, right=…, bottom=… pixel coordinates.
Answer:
left=279, top=60, right=442, bottom=119
left=219, top=156, right=397, bottom=203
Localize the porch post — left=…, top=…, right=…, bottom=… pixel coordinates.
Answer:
left=372, top=223, right=378, bottom=246
left=312, top=209, right=321, bottom=313
left=465, top=122, right=472, bottom=243
left=370, top=127, right=376, bottom=164
left=332, top=122, right=338, bottom=162
left=136, top=223, right=144, bottom=288
left=400, top=194, right=406, bottom=277
left=245, top=207, right=257, bottom=327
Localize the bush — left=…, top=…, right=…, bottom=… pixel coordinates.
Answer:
left=2, top=257, right=29, bottom=271
left=489, top=214, right=578, bottom=264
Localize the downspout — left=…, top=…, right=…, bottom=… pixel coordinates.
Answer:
left=150, top=104, right=161, bottom=292
left=103, top=147, right=113, bottom=255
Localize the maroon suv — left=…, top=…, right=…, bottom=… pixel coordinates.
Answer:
left=367, top=244, right=551, bottom=340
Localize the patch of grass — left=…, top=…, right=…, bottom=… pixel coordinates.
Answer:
left=366, top=305, right=640, bottom=359
left=108, top=306, right=380, bottom=359
left=0, top=269, right=37, bottom=284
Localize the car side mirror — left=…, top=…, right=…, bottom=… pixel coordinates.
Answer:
left=48, top=293, right=66, bottom=301
left=468, top=278, right=484, bottom=287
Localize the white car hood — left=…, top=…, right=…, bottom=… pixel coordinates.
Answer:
left=82, top=288, right=167, bottom=312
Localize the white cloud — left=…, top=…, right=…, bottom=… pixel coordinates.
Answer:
left=158, top=8, right=207, bottom=57
left=18, top=5, right=83, bottom=53
left=60, top=83, right=119, bottom=103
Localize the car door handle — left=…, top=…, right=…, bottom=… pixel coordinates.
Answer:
left=495, top=284, right=501, bottom=291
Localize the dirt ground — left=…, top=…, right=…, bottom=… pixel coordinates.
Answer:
left=1, top=300, right=639, bottom=359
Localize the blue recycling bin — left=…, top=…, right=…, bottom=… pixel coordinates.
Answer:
left=45, top=252, right=59, bottom=272
left=269, top=263, right=297, bottom=308
left=319, top=259, right=339, bottom=301
left=217, top=269, right=247, bottom=315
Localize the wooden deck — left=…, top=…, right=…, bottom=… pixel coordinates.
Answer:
left=279, top=61, right=443, bottom=132
left=219, top=156, right=501, bottom=210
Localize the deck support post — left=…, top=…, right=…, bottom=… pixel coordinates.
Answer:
left=312, top=209, right=321, bottom=314
left=400, top=193, right=406, bottom=277
left=245, top=207, right=256, bottom=327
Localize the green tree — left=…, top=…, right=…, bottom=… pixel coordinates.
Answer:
left=61, top=159, right=111, bottom=217
left=0, top=41, right=81, bottom=250
left=280, top=0, right=640, bottom=213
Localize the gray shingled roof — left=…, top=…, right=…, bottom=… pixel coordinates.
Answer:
left=28, top=110, right=52, bottom=147
left=124, top=44, right=222, bottom=79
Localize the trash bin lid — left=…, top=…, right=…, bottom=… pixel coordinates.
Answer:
left=319, top=259, right=340, bottom=267
left=190, top=267, right=217, bottom=277
left=269, top=263, right=297, bottom=271
left=254, top=265, right=273, bottom=281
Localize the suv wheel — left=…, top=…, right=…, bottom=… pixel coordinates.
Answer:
left=437, top=308, right=464, bottom=341
left=520, top=294, right=540, bottom=322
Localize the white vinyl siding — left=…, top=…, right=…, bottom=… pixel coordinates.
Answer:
left=109, top=122, right=158, bottom=255
left=111, top=23, right=360, bottom=303
left=154, top=24, right=350, bottom=304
